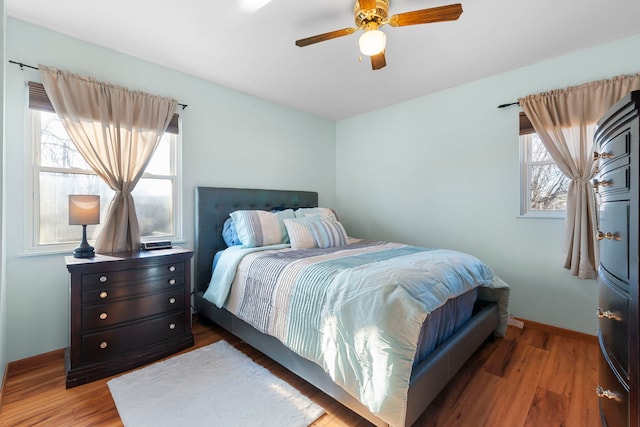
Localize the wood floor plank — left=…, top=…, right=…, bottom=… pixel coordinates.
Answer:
left=566, top=339, right=601, bottom=427
left=538, top=334, right=582, bottom=397
left=0, top=320, right=600, bottom=427
left=523, top=387, right=568, bottom=427
left=482, top=339, right=549, bottom=426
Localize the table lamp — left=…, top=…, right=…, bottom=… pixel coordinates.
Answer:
left=69, top=195, right=100, bottom=258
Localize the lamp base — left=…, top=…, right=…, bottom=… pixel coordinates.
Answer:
left=73, top=247, right=95, bottom=258
left=73, top=224, right=95, bottom=258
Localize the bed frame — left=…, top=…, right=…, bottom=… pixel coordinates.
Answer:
left=193, top=186, right=499, bottom=427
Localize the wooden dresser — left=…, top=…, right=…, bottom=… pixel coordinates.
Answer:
left=65, top=247, right=194, bottom=388
left=594, top=90, right=640, bottom=426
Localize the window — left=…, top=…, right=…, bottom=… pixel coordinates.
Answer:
left=28, top=83, right=182, bottom=252
left=519, top=112, right=569, bottom=217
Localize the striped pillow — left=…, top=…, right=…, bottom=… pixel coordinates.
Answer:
left=310, top=220, right=348, bottom=248
left=230, top=209, right=295, bottom=247
left=284, top=218, right=349, bottom=249
left=283, top=217, right=318, bottom=249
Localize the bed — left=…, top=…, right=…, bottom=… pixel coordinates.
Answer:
left=193, top=186, right=509, bottom=427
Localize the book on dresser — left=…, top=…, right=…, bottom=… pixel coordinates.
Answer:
left=64, top=247, right=195, bottom=388
left=594, top=90, right=640, bottom=427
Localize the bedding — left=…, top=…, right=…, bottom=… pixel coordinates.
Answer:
left=203, top=239, right=509, bottom=427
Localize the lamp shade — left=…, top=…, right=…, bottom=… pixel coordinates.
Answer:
left=69, top=195, right=100, bottom=225
left=359, top=29, right=386, bottom=56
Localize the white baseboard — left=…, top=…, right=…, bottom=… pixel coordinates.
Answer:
left=507, top=314, right=524, bottom=329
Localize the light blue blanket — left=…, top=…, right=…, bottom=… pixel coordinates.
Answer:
left=204, top=241, right=509, bottom=427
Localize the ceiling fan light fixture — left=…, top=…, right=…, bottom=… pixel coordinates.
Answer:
left=358, top=29, right=386, bottom=56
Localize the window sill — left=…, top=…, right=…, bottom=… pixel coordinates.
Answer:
left=19, top=238, right=187, bottom=258
left=517, top=213, right=565, bottom=220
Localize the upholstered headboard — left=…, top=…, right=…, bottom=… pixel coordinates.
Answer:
left=193, top=186, right=318, bottom=298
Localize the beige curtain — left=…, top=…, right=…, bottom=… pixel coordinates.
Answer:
left=519, top=73, right=640, bottom=279
left=39, top=65, right=177, bottom=253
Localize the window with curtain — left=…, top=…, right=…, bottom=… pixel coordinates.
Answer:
left=27, top=82, right=182, bottom=251
left=518, top=72, right=640, bottom=279
left=519, top=112, right=569, bottom=217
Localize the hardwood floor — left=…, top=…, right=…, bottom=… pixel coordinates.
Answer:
left=0, top=317, right=600, bottom=427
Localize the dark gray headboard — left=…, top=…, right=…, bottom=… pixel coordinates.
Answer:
left=194, top=186, right=318, bottom=298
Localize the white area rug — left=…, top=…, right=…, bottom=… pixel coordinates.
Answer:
left=107, top=340, right=324, bottom=427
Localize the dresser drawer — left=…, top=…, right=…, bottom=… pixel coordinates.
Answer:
left=598, top=274, right=629, bottom=378
left=82, top=288, right=185, bottom=330
left=598, top=338, right=629, bottom=427
left=595, top=162, right=630, bottom=201
left=81, top=312, right=186, bottom=362
left=598, top=201, right=629, bottom=283
left=82, top=261, right=185, bottom=287
left=81, top=265, right=185, bottom=304
left=596, top=129, right=631, bottom=171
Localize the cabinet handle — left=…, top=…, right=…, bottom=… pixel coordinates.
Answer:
left=592, top=179, right=610, bottom=190
left=99, top=291, right=108, bottom=299
left=169, top=323, right=176, bottom=330
left=99, top=312, right=108, bottom=320
left=593, top=151, right=613, bottom=160
left=596, top=386, right=621, bottom=401
left=168, top=279, right=176, bottom=285
left=99, top=275, right=108, bottom=283
left=168, top=265, right=176, bottom=272
left=99, top=341, right=108, bottom=349
left=169, top=297, right=176, bottom=304
left=596, top=308, right=621, bottom=321
left=597, top=231, right=620, bottom=241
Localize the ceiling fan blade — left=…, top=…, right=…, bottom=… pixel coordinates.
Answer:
left=370, top=51, right=386, bottom=70
left=389, top=3, right=463, bottom=27
left=295, top=28, right=357, bottom=47
left=358, top=0, right=377, bottom=11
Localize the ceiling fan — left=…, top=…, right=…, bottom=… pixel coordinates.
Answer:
left=295, top=0, right=463, bottom=70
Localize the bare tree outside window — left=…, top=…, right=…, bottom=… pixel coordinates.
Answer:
left=33, top=110, right=180, bottom=248
left=521, top=132, right=569, bottom=216
left=528, top=134, right=569, bottom=210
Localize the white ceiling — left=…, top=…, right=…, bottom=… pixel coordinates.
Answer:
left=7, top=0, right=640, bottom=120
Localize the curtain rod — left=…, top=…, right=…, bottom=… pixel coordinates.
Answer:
left=9, top=60, right=188, bottom=110
left=497, top=101, right=519, bottom=109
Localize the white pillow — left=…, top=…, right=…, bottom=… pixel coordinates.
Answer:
left=294, top=207, right=338, bottom=222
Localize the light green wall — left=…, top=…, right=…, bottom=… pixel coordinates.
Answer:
left=3, top=18, right=336, bottom=362
left=336, top=33, right=640, bottom=335
left=3, top=17, right=640, bottom=363
left=0, top=0, right=6, bottom=384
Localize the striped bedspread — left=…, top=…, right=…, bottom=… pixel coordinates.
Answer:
left=204, top=240, right=509, bottom=427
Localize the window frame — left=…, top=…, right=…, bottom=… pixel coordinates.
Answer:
left=519, top=112, right=566, bottom=219
left=25, top=87, right=183, bottom=256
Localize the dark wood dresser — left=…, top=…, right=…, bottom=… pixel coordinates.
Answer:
left=594, top=90, right=640, bottom=426
left=65, top=247, right=194, bottom=388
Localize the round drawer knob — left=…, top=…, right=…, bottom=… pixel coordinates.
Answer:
left=99, top=291, right=108, bottom=299
left=99, top=275, right=108, bottom=283
left=99, top=312, right=108, bottom=320
left=168, top=265, right=176, bottom=272
left=169, top=297, right=176, bottom=304
left=99, top=341, right=108, bottom=349
left=168, top=279, right=176, bottom=285
left=169, top=323, right=176, bottom=330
